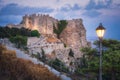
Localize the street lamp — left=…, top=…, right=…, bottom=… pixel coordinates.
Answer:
left=96, top=23, right=106, bottom=80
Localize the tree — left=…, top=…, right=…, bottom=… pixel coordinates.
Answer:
left=0, top=27, right=11, bottom=38
left=31, top=30, right=40, bottom=37
left=49, top=58, right=69, bottom=73
left=102, top=49, right=120, bottom=80
left=9, top=35, right=27, bottom=48
left=0, top=26, right=33, bottom=38
left=79, top=39, right=120, bottom=80
left=40, top=48, right=46, bottom=62
left=94, top=39, right=120, bottom=51
left=76, top=47, right=98, bottom=78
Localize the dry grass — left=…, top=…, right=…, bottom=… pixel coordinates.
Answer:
left=46, top=37, right=59, bottom=43
left=0, top=44, right=61, bottom=80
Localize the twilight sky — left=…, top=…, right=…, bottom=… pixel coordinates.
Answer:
left=0, top=0, right=120, bottom=41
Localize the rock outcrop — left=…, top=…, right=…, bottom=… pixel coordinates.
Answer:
left=60, top=19, right=88, bottom=58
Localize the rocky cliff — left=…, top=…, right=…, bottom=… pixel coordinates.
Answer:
left=60, top=19, right=88, bottom=57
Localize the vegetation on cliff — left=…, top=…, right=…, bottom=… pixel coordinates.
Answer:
left=76, top=39, right=120, bottom=80
left=0, top=26, right=40, bottom=38
left=53, top=20, right=67, bottom=38
left=0, top=26, right=40, bottom=48
left=9, top=35, right=27, bottom=48
left=69, top=49, right=74, bottom=57
left=49, top=58, right=69, bottom=73
left=31, top=30, right=40, bottom=37
left=0, top=44, right=61, bottom=80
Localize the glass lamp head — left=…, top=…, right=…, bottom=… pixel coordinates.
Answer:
left=96, top=23, right=106, bottom=39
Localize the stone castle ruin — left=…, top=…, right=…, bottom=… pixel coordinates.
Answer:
left=7, top=14, right=90, bottom=68
left=22, top=14, right=58, bottom=35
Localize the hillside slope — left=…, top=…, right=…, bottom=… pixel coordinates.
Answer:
left=0, top=44, right=61, bottom=80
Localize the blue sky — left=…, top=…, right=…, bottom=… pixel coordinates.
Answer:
left=0, top=0, right=120, bottom=41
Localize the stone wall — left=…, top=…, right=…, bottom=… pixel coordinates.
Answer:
left=27, top=36, right=65, bottom=55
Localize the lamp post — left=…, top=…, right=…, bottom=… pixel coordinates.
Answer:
left=96, top=23, right=106, bottom=80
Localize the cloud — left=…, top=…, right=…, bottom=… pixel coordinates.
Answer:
left=85, top=0, right=96, bottom=10
left=85, top=0, right=112, bottom=10
left=1, top=0, right=119, bottom=12
left=112, top=0, right=120, bottom=4
left=98, top=8, right=120, bottom=16
left=111, top=0, right=120, bottom=8
left=72, top=4, right=81, bottom=10
left=0, top=0, right=4, bottom=9
left=82, top=10, right=101, bottom=17
left=94, top=0, right=112, bottom=5
left=1, top=0, right=90, bottom=9
left=60, top=4, right=81, bottom=12
left=60, top=4, right=71, bottom=12
left=56, top=0, right=90, bottom=8
left=0, top=3, right=54, bottom=16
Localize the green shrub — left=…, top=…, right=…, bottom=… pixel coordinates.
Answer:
left=9, top=35, right=27, bottom=48
left=53, top=20, right=67, bottom=38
